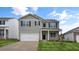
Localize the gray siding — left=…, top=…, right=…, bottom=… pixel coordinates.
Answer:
left=19, top=16, right=42, bottom=34
left=64, top=32, right=74, bottom=41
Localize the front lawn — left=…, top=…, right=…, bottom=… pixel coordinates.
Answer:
left=0, top=39, right=19, bottom=47
left=38, top=40, right=79, bottom=51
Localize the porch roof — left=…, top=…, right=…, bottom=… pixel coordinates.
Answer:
left=42, top=28, right=61, bottom=31
left=0, top=26, right=9, bottom=28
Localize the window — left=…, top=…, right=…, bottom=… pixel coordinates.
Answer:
left=35, top=21, right=36, bottom=26
left=56, top=23, right=58, bottom=28
left=21, top=21, right=25, bottom=26
left=0, top=21, right=5, bottom=25
left=27, top=21, right=29, bottom=26
left=49, top=23, right=50, bottom=28
left=0, top=29, right=4, bottom=36
left=3, top=21, right=5, bottom=25
left=38, top=21, right=40, bottom=26
left=29, top=21, right=31, bottom=26
left=49, top=23, right=56, bottom=28
left=50, top=32, right=56, bottom=37
left=35, top=21, right=40, bottom=26
left=21, top=21, right=23, bottom=26
left=0, top=21, right=1, bottom=25
left=43, top=23, right=46, bottom=27
left=21, top=21, right=31, bottom=27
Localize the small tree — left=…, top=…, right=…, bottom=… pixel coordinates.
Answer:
left=59, top=34, right=64, bottom=42
left=59, top=30, right=64, bottom=44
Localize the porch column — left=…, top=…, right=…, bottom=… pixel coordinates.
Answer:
left=48, top=30, right=49, bottom=40
left=40, top=29, right=42, bottom=40
left=4, top=29, right=6, bottom=40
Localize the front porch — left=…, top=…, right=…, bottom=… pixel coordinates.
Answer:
left=0, top=27, right=8, bottom=39
left=40, top=30, right=59, bottom=40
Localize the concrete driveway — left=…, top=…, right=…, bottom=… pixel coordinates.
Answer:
left=0, top=41, right=38, bottom=51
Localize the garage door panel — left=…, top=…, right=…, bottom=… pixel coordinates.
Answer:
left=20, top=33, right=39, bottom=41
left=76, top=35, right=79, bottom=42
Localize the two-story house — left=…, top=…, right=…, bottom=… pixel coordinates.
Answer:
left=0, top=18, right=19, bottom=39
left=19, top=14, right=61, bottom=41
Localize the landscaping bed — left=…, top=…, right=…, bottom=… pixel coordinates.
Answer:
left=38, top=40, right=79, bottom=51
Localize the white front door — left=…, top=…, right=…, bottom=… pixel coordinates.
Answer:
left=76, top=35, right=79, bottom=42
left=20, top=33, right=39, bottom=41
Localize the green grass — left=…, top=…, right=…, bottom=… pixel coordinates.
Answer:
left=38, top=40, right=79, bottom=51
left=0, top=39, right=19, bottom=47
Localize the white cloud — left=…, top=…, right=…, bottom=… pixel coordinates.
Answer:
left=60, top=20, right=79, bottom=33
left=12, top=7, right=39, bottom=16
left=58, top=10, right=72, bottom=20
left=48, top=10, right=58, bottom=16
left=60, top=20, right=67, bottom=24
left=75, top=13, right=79, bottom=19
left=31, top=7, right=39, bottom=13
left=48, top=10, right=72, bottom=20
left=32, top=7, right=38, bottom=12
left=12, top=7, right=30, bottom=16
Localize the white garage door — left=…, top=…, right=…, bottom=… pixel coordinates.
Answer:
left=20, top=33, right=39, bottom=41
left=76, top=35, right=79, bottom=42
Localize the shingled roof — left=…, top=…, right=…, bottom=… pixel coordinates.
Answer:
left=64, top=27, right=79, bottom=35
left=0, top=17, right=14, bottom=20
left=19, top=13, right=59, bottom=23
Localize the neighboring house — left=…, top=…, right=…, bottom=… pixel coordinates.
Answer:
left=19, top=14, right=61, bottom=41
left=64, top=27, right=79, bottom=42
left=0, top=18, right=19, bottom=39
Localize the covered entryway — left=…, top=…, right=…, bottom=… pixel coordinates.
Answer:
left=41, top=30, right=59, bottom=40
left=0, top=28, right=8, bottom=39
left=42, top=31, right=48, bottom=40
left=20, top=33, right=39, bottom=41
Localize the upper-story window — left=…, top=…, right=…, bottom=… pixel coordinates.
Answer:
left=49, top=23, right=56, bottom=28
left=35, top=21, right=37, bottom=26
left=38, top=21, right=40, bottom=26
left=21, top=21, right=31, bottom=27
left=21, top=21, right=25, bottom=26
left=35, top=21, right=40, bottom=26
left=0, top=21, right=5, bottom=25
left=29, top=21, right=31, bottom=26
left=56, top=23, right=58, bottom=28
left=43, top=23, right=46, bottom=27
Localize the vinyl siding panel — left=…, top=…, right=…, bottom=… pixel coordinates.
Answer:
left=64, top=32, right=74, bottom=41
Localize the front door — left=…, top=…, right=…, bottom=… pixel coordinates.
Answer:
left=42, top=34, right=46, bottom=40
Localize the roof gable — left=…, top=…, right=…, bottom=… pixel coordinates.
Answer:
left=19, top=14, right=44, bottom=20
left=64, top=27, right=79, bottom=34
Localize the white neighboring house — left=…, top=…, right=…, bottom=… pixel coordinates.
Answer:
left=19, top=14, right=61, bottom=41
left=0, top=18, right=19, bottom=39
left=64, top=27, right=79, bottom=42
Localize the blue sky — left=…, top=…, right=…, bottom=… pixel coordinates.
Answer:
left=0, top=7, right=79, bottom=33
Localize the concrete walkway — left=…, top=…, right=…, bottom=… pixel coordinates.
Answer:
left=0, top=41, right=38, bottom=51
